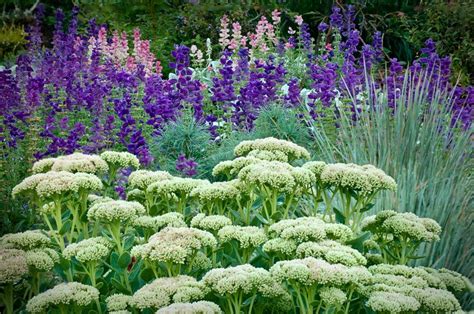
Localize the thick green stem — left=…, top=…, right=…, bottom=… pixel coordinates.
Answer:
left=3, top=283, right=14, bottom=314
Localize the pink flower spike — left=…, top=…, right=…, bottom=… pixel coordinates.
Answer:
left=272, top=10, right=281, bottom=25
left=295, top=15, right=304, bottom=26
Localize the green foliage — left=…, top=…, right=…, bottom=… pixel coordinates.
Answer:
left=150, top=111, right=211, bottom=176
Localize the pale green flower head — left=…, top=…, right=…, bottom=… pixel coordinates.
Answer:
left=320, top=287, right=347, bottom=307
left=0, top=230, right=51, bottom=250
left=26, top=282, right=100, bottom=313
left=127, top=189, right=145, bottom=201
left=106, top=294, right=132, bottom=311
left=100, top=151, right=140, bottom=169
left=131, top=227, right=216, bottom=264
left=147, top=177, right=210, bottom=196
left=234, top=137, right=310, bottom=161
left=128, top=170, right=173, bottom=190
left=247, top=149, right=289, bottom=162
left=406, top=287, right=461, bottom=312
left=73, top=172, right=103, bottom=192
left=238, top=161, right=297, bottom=194
left=270, top=257, right=354, bottom=287
left=323, top=223, right=354, bottom=242
left=212, top=156, right=261, bottom=178
left=296, top=240, right=367, bottom=266
left=369, top=264, right=445, bottom=289
left=156, top=301, right=222, bottom=314
left=268, top=217, right=326, bottom=238
left=321, top=163, right=396, bottom=195
left=190, top=213, right=232, bottom=232
left=218, top=226, right=267, bottom=248
left=63, top=237, right=113, bottom=263
left=51, top=153, right=109, bottom=174
left=35, top=171, right=79, bottom=199
left=263, top=238, right=298, bottom=257
left=130, top=276, right=208, bottom=310
left=26, top=248, right=59, bottom=272
left=31, top=158, right=56, bottom=174
left=366, top=291, right=420, bottom=313
left=87, top=200, right=146, bottom=223
left=190, top=180, right=240, bottom=202
left=133, top=213, right=187, bottom=230
left=202, top=264, right=276, bottom=296
left=0, top=248, right=29, bottom=284
left=302, top=161, right=327, bottom=177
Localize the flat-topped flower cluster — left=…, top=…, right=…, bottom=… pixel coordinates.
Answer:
left=2, top=138, right=471, bottom=313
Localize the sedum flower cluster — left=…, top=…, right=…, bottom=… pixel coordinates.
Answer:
left=130, top=276, right=208, bottom=310
left=133, top=212, right=187, bottom=231
left=128, top=170, right=173, bottom=190
left=87, top=200, right=146, bottom=223
left=362, top=210, right=442, bottom=264
left=0, top=249, right=29, bottom=284
left=320, top=163, right=397, bottom=196
left=0, top=230, right=51, bottom=250
left=32, top=153, right=109, bottom=174
left=100, top=151, right=140, bottom=169
left=190, top=213, right=232, bottom=233
left=234, top=137, right=311, bottom=161
left=156, top=301, right=222, bottom=314
left=131, top=227, right=216, bottom=272
left=63, top=237, right=112, bottom=263
left=212, top=156, right=262, bottom=178
left=296, top=240, right=367, bottom=266
left=26, top=282, right=100, bottom=313
left=190, top=180, right=240, bottom=213
left=362, top=263, right=471, bottom=313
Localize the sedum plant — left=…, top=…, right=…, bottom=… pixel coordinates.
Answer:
left=156, top=300, right=222, bottom=313
left=0, top=248, right=29, bottom=314
left=218, top=225, right=267, bottom=264
left=127, top=170, right=173, bottom=214
left=147, top=177, right=210, bottom=214
left=233, top=137, right=311, bottom=163
left=63, top=237, right=113, bottom=287
left=361, top=210, right=442, bottom=264
left=202, top=264, right=291, bottom=314
left=131, top=227, right=217, bottom=277
left=132, top=212, right=187, bottom=241
left=26, top=282, right=100, bottom=314
left=320, top=163, right=397, bottom=232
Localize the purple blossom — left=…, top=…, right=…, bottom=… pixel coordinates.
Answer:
left=330, top=6, right=343, bottom=29
left=176, top=154, right=198, bottom=177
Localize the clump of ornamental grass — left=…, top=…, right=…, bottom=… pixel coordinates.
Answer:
left=156, top=301, right=222, bottom=314
left=133, top=212, right=187, bottom=241
left=26, top=282, right=100, bottom=313
left=129, top=275, right=208, bottom=311
left=319, top=163, right=397, bottom=232
left=270, top=257, right=372, bottom=313
left=361, top=210, right=442, bottom=264
left=87, top=200, right=146, bottom=254
left=202, top=264, right=291, bottom=314
left=234, top=137, right=311, bottom=162
left=147, top=177, right=210, bottom=214
left=218, top=225, right=267, bottom=264
left=131, top=227, right=217, bottom=277
left=127, top=170, right=172, bottom=213
left=238, top=160, right=315, bottom=221
left=32, top=153, right=109, bottom=174
left=0, top=248, right=29, bottom=314
left=63, top=237, right=113, bottom=287
left=190, top=180, right=241, bottom=215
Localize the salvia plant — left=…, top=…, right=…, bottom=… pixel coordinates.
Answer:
left=0, top=138, right=472, bottom=313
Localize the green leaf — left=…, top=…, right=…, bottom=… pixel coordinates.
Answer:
left=333, top=207, right=346, bottom=224
left=255, top=213, right=269, bottom=224
left=111, top=278, right=128, bottom=293
left=360, top=203, right=375, bottom=213
left=347, top=232, right=370, bottom=251
left=407, top=255, right=425, bottom=260
left=140, top=268, right=155, bottom=282
left=58, top=220, right=72, bottom=235
left=118, top=252, right=131, bottom=269
left=123, top=235, right=135, bottom=251
left=110, top=252, right=120, bottom=270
